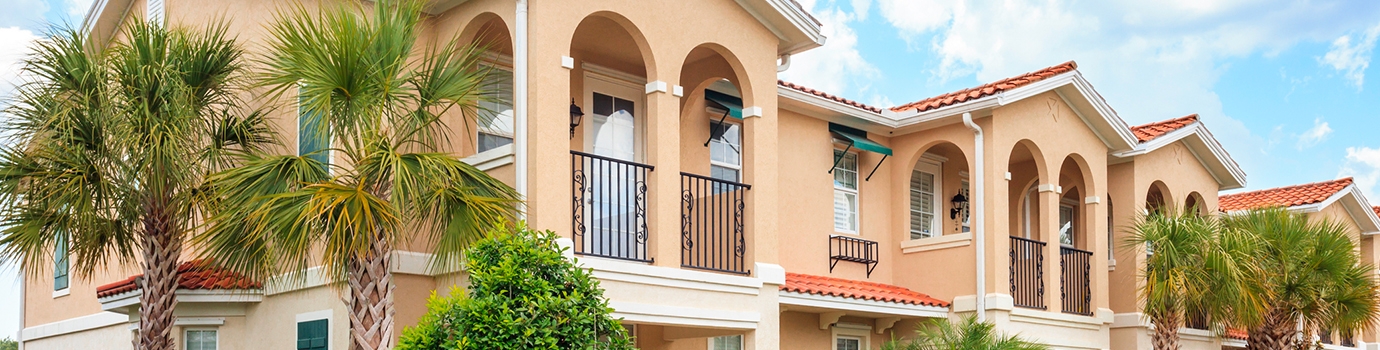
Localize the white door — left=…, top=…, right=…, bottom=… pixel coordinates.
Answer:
left=583, top=75, right=645, bottom=259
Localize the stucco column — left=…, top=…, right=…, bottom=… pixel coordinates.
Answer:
left=743, top=104, right=778, bottom=265
left=1040, top=186, right=1062, bottom=311
left=1087, top=197, right=1109, bottom=311
left=647, top=85, right=681, bottom=268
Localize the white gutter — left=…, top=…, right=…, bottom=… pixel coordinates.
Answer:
left=776, top=54, right=791, bottom=72
left=962, top=112, right=986, bottom=322
left=514, top=0, right=529, bottom=215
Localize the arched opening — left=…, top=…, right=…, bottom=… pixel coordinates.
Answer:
left=1006, top=140, right=1046, bottom=310
left=1145, top=181, right=1172, bottom=215
left=907, top=142, right=971, bottom=240
left=676, top=44, right=755, bottom=274
left=1185, top=192, right=1207, bottom=216
left=455, top=14, right=515, bottom=156
left=1057, top=155, right=1094, bottom=316
left=567, top=13, right=656, bottom=262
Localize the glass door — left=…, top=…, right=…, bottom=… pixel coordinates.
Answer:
left=583, top=76, right=645, bottom=260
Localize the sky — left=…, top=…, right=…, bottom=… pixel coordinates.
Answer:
left=1, top=0, right=1380, bottom=342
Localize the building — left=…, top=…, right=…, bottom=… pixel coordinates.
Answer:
left=12, top=0, right=1375, bottom=349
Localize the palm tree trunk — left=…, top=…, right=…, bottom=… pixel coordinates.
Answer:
left=348, top=237, right=395, bottom=350
left=138, top=204, right=182, bottom=350
left=1151, top=312, right=1182, bottom=350
left=1247, top=310, right=1297, bottom=350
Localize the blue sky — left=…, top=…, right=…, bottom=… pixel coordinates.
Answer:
left=1, top=0, right=1380, bottom=342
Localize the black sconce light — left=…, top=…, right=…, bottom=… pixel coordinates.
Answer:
left=569, top=98, right=585, bottom=139
left=949, top=192, right=969, bottom=220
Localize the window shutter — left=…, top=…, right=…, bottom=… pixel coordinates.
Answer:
left=909, top=170, right=936, bottom=239
left=297, top=319, right=328, bottom=350
left=147, top=0, right=164, bottom=25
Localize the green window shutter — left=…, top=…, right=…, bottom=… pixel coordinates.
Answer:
left=54, top=234, right=68, bottom=291
left=298, top=87, right=330, bottom=173
left=297, top=319, right=328, bottom=350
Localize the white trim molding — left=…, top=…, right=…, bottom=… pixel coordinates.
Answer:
left=778, top=291, right=949, bottom=319
left=579, top=255, right=764, bottom=295
left=610, top=301, right=760, bottom=329
left=460, top=144, right=515, bottom=171
left=99, top=289, right=264, bottom=312
left=901, top=233, right=972, bottom=254
left=20, top=312, right=127, bottom=342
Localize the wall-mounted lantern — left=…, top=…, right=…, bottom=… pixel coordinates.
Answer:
left=949, top=192, right=969, bottom=220
left=569, top=98, right=584, bottom=139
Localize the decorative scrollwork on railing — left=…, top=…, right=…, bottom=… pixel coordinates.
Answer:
left=733, top=197, right=746, bottom=258
left=572, top=169, right=586, bottom=241
left=681, top=191, right=695, bottom=250
left=679, top=172, right=751, bottom=275
left=635, top=180, right=649, bottom=244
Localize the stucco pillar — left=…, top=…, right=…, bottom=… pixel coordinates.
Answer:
left=1039, top=186, right=1062, bottom=311
left=647, top=85, right=681, bottom=268
left=743, top=99, right=778, bottom=265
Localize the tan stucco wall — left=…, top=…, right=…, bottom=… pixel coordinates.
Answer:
left=21, top=323, right=130, bottom=350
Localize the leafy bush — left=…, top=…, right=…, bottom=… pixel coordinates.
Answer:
left=0, top=337, right=15, bottom=350
left=882, top=316, right=1048, bottom=350
left=399, top=223, right=635, bottom=350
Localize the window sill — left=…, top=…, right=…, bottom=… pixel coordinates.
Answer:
left=52, top=288, right=70, bottom=299
left=900, top=233, right=972, bottom=254
left=462, top=144, right=515, bottom=171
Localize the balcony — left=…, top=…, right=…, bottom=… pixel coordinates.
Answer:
left=571, top=150, right=653, bottom=262
left=1060, top=246, right=1093, bottom=316
left=1010, top=236, right=1046, bottom=309
left=680, top=172, right=752, bottom=274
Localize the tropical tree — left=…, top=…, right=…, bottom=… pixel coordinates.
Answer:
left=1124, top=206, right=1255, bottom=350
left=880, top=316, right=1048, bottom=350
left=1223, top=208, right=1380, bottom=350
left=0, top=20, right=269, bottom=350
left=194, top=1, right=520, bottom=349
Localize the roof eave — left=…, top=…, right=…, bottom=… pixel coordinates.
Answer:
left=1112, top=123, right=1248, bottom=190
left=735, top=0, right=826, bottom=55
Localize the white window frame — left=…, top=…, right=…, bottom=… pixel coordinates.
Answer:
left=476, top=59, right=515, bottom=153
left=833, top=148, right=860, bottom=234
left=708, top=120, right=743, bottom=183
left=1022, top=184, right=1037, bottom=239
left=53, top=233, right=69, bottom=298
left=295, top=309, right=333, bottom=350
left=1060, top=199, right=1078, bottom=247
left=184, top=327, right=219, bottom=350
left=909, top=159, right=942, bottom=240
left=831, top=323, right=871, bottom=350
left=708, top=334, right=743, bottom=350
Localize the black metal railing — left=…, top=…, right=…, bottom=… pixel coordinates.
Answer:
left=829, top=235, right=878, bottom=277
left=1060, top=246, right=1093, bottom=316
left=1320, top=329, right=1333, bottom=345
left=1010, top=236, right=1046, bottom=309
left=571, top=150, right=653, bottom=262
left=680, top=172, right=751, bottom=274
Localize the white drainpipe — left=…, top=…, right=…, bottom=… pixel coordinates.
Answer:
left=16, top=274, right=23, bottom=350
left=514, top=0, right=529, bottom=215
left=776, top=54, right=792, bottom=72
left=962, top=112, right=986, bottom=321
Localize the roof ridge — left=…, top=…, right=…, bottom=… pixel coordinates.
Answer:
left=777, top=80, right=884, bottom=114
left=1130, top=114, right=1199, bottom=129
left=889, top=60, right=1078, bottom=113
left=1220, top=177, right=1353, bottom=199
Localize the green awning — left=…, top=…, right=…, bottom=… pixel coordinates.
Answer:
left=704, top=90, right=744, bottom=120
left=829, top=123, right=892, bottom=156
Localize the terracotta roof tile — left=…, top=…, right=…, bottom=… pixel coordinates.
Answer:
left=1131, top=114, right=1198, bottom=143
left=781, top=272, right=950, bottom=307
left=890, top=61, right=1078, bottom=113
left=778, top=80, right=883, bottom=114
left=1219, top=178, right=1353, bottom=212
left=96, top=260, right=262, bottom=298
left=1227, top=328, right=1247, bottom=340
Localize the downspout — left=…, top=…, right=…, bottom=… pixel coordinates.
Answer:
left=962, top=112, right=986, bottom=322
left=776, top=54, right=791, bottom=72
left=16, top=274, right=23, bottom=350
left=514, top=0, right=529, bottom=216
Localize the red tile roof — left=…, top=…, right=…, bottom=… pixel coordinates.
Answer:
left=1218, top=178, right=1353, bottom=212
left=781, top=272, right=950, bottom=307
left=1131, top=114, right=1199, bottom=143
left=1227, top=328, right=1247, bottom=340
left=890, top=61, right=1079, bottom=113
left=96, top=260, right=262, bottom=298
left=778, top=80, right=883, bottom=113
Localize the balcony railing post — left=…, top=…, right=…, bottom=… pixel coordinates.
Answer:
left=679, top=172, right=751, bottom=274
left=1059, top=246, right=1093, bottom=316
left=1009, top=236, right=1046, bottom=309
left=570, top=150, right=654, bottom=263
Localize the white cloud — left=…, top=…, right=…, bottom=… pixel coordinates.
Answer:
left=0, top=27, right=40, bottom=101
left=1341, top=146, right=1380, bottom=201
left=1296, top=117, right=1333, bottom=149
left=68, top=0, right=96, bottom=17
left=1319, top=24, right=1380, bottom=90
left=779, top=1, right=883, bottom=106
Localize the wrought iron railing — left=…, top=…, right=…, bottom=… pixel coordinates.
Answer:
left=680, top=172, right=751, bottom=274
left=1010, top=236, right=1046, bottom=309
left=1060, top=246, right=1093, bottom=316
left=829, top=235, right=878, bottom=277
left=571, top=150, right=653, bottom=262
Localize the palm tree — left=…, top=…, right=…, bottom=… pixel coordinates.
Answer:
left=1124, top=206, right=1255, bottom=350
left=881, top=316, right=1048, bottom=350
left=0, top=20, right=269, bottom=350
left=1223, top=208, right=1380, bottom=350
left=193, top=1, right=520, bottom=349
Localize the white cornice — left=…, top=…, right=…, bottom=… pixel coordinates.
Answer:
left=778, top=291, right=949, bottom=319
left=19, top=312, right=127, bottom=342
left=1112, top=122, right=1248, bottom=190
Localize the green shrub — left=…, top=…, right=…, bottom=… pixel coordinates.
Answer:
left=0, top=337, right=15, bottom=350
left=399, top=223, right=635, bottom=350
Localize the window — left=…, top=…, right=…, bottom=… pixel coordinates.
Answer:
left=298, top=86, right=330, bottom=173
left=477, top=66, right=514, bottom=153
left=147, top=0, right=164, bottom=25
left=1059, top=203, right=1076, bottom=246
left=54, top=234, right=68, bottom=291
left=960, top=178, right=971, bottom=233
left=297, top=319, right=328, bottom=350
left=709, top=121, right=742, bottom=183
left=185, top=329, right=218, bottom=350
left=709, top=335, right=742, bottom=350
left=833, top=149, right=859, bottom=233
left=909, top=160, right=941, bottom=239
left=835, top=336, right=862, bottom=350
